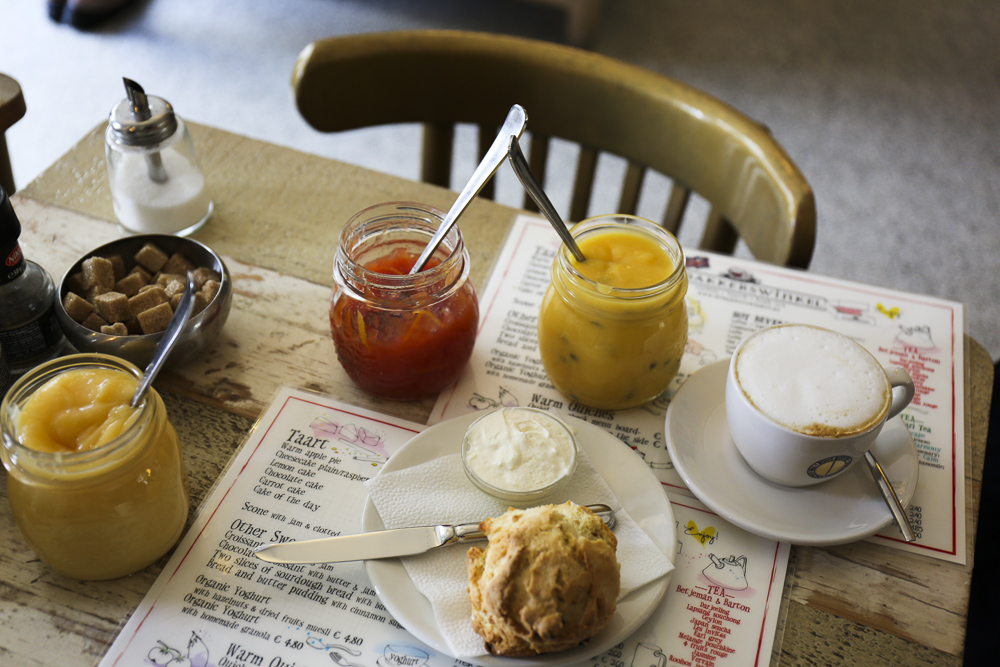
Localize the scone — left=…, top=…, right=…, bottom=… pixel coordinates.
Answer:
left=466, top=502, right=620, bottom=656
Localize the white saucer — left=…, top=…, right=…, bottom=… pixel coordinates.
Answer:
left=362, top=411, right=676, bottom=667
left=665, top=360, right=918, bottom=546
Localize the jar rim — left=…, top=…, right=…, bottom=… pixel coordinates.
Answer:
left=461, top=407, right=578, bottom=504
left=558, top=214, right=686, bottom=299
left=333, top=201, right=470, bottom=303
left=0, top=353, right=154, bottom=472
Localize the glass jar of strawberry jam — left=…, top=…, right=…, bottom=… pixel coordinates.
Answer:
left=0, top=353, right=189, bottom=580
left=330, top=202, right=479, bottom=399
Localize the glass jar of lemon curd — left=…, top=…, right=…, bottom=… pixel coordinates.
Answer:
left=538, top=215, right=688, bottom=410
left=0, top=354, right=189, bottom=580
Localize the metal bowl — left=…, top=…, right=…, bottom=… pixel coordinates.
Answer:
left=55, top=234, right=232, bottom=368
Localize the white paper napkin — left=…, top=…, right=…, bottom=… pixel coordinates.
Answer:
left=365, top=448, right=674, bottom=658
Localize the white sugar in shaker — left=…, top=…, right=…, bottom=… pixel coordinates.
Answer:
left=105, top=78, right=213, bottom=235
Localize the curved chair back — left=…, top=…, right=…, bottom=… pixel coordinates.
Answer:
left=293, top=31, right=815, bottom=267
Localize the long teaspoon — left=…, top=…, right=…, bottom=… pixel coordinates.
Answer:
left=864, top=450, right=916, bottom=542
left=507, top=135, right=586, bottom=262
left=409, top=104, right=528, bottom=274
left=130, top=272, right=196, bottom=408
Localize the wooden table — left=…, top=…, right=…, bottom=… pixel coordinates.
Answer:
left=2, top=122, right=993, bottom=666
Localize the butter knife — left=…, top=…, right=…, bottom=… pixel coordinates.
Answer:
left=254, top=503, right=614, bottom=564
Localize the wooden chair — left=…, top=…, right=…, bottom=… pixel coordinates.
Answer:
left=292, top=31, right=816, bottom=268
left=0, top=74, right=26, bottom=195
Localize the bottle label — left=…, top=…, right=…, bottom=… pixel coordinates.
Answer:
left=2, top=242, right=26, bottom=285
left=0, top=302, right=63, bottom=369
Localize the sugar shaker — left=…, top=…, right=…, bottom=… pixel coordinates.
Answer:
left=105, top=78, right=213, bottom=235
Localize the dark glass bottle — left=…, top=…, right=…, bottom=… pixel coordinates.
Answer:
left=0, top=186, right=65, bottom=374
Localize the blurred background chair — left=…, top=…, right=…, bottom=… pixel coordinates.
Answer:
left=293, top=30, right=816, bottom=268
left=0, top=74, right=26, bottom=195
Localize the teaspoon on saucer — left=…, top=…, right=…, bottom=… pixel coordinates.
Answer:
left=864, top=450, right=916, bottom=542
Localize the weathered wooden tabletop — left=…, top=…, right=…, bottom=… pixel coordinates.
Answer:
left=1, top=122, right=992, bottom=666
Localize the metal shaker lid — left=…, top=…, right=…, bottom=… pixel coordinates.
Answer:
left=108, top=78, right=178, bottom=147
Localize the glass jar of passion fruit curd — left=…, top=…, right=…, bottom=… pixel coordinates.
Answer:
left=0, top=354, right=189, bottom=580
left=330, top=202, right=479, bottom=399
left=538, top=214, right=688, bottom=410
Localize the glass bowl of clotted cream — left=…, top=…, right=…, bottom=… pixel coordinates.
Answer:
left=462, top=407, right=578, bottom=506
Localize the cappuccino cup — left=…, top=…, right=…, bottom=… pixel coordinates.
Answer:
left=725, top=324, right=914, bottom=487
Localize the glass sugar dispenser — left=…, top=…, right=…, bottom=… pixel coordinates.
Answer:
left=105, top=78, right=213, bottom=236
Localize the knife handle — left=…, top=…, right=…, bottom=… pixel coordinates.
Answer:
left=443, top=504, right=615, bottom=546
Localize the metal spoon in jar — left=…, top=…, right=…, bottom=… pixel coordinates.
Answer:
left=409, top=104, right=528, bottom=274
left=130, top=272, right=196, bottom=408
left=507, top=135, right=586, bottom=262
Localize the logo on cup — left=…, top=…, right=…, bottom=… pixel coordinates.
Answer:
left=807, top=455, right=853, bottom=479
left=377, top=645, right=429, bottom=667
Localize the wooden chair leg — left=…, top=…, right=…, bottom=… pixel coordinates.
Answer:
left=0, top=74, right=27, bottom=195
left=420, top=122, right=453, bottom=189
left=570, top=147, right=598, bottom=222
left=0, top=135, right=14, bottom=195
left=662, top=182, right=690, bottom=234
left=618, top=163, right=645, bottom=215
left=701, top=209, right=739, bottom=255
left=476, top=123, right=496, bottom=201
left=524, top=133, right=550, bottom=213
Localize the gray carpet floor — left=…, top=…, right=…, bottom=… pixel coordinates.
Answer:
left=4, top=0, right=999, bottom=358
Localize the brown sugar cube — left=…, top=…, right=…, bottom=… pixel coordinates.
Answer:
left=124, top=318, right=143, bottom=335
left=80, top=256, right=115, bottom=290
left=155, top=271, right=185, bottom=288
left=114, top=272, right=147, bottom=298
left=85, top=285, right=109, bottom=301
left=106, top=254, right=126, bottom=281
left=93, top=291, right=131, bottom=323
left=82, top=312, right=108, bottom=331
left=100, top=322, right=129, bottom=336
left=200, top=279, right=221, bottom=303
left=161, top=252, right=195, bottom=276
left=163, top=278, right=187, bottom=299
left=137, top=302, right=174, bottom=334
left=128, top=286, right=169, bottom=315
left=134, top=243, right=169, bottom=273
left=190, top=267, right=220, bottom=290
left=193, top=290, right=212, bottom=314
left=66, top=271, right=87, bottom=294
left=156, top=271, right=185, bottom=286
left=62, top=292, right=94, bottom=323
left=129, top=265, right=152, bottom=284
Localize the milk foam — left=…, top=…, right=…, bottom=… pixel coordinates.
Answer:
left=734, top=325, right=889, bottom=436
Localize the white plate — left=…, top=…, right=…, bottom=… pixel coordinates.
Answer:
left=665, top=360, right=919, bottom=546
left=363, top=411, right=675, bottom=667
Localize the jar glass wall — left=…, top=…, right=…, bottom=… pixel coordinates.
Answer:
left=329, top=202, right=479, bottom=399
left=0, top=354, right=189, bottom=580
left=105, top=115, right=213, bottom=236
left=538, top=215, right=688, bottom=410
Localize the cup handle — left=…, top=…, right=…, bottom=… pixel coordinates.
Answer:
left=885, top=366, right=915, bottom=420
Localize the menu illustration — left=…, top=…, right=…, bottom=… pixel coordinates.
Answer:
left=432, top=215, right=967, bottom=563
left=100, top=388, right=789, bottom=667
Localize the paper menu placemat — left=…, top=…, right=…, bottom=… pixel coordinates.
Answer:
left=652, top=492, right=791, bottom=667
left=99, top=386, right=791, bottom=667
left=431, top=214, right=967, bottom=564
left=99, top=387, right=427, bottom=667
